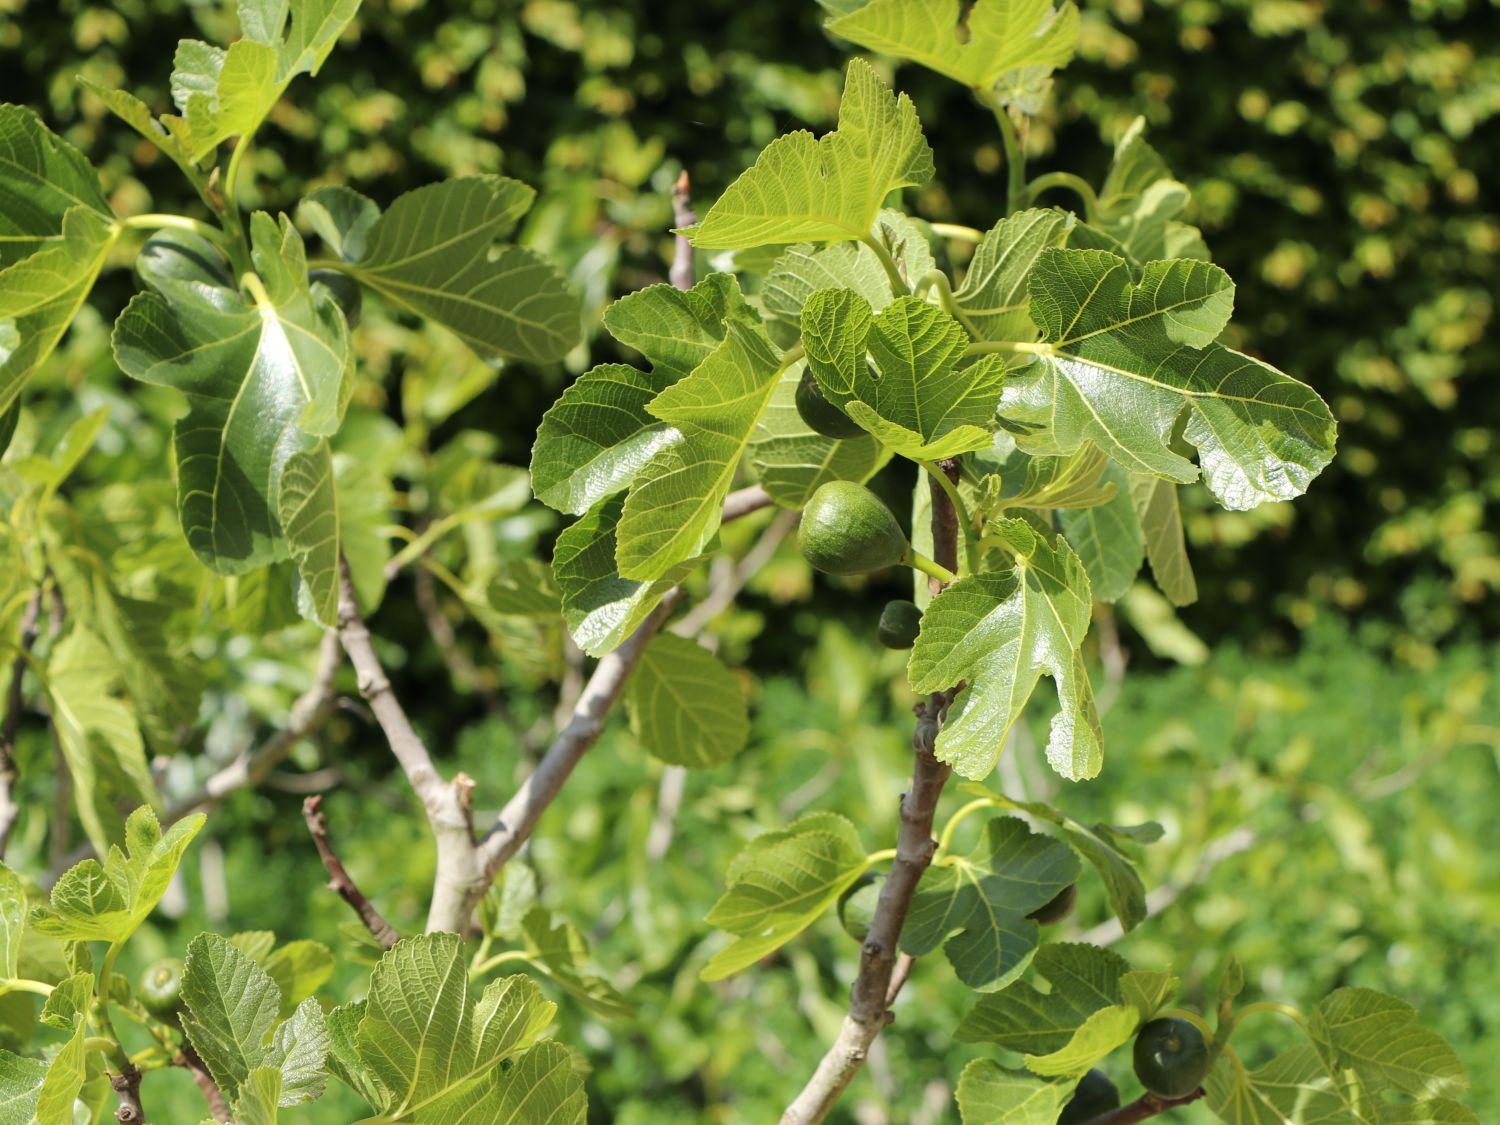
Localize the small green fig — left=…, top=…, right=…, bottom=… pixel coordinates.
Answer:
left=1133, top=1016, right=1211, bottom=1098
left=1057, top=1068, right=1120, bottom=1124
left=877, top=600, right=923, bottom=649
left=837, top=873, right=884, bottom=942
left=795, top=371, right=864, bottom=439
left=139, top=958, right=185, bottom=1019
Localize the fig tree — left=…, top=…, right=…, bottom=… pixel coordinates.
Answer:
left=1057, top=1068, right=1120, bottom=1124
left=1027, top=883, right=1078, bottom=925
left=877, top=600, right=923, bottom=649
left=139, top=957, right=185, bottom=1019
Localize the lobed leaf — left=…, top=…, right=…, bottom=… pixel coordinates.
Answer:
left=908, top=518, right=1101, bottom=780
left=901, top=816, right=1079, bottom=990
left=691, top=58, right=933, bottom=249
left=828, top=0, right=1079, bottom=91
left=1005, top=249, right=1336, bottom=510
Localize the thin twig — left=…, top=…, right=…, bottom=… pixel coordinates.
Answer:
left=1079, top=1089, right=1205, bottom=1124
left=48, top=632, right=344, bottom=880
left=301, top=795, right=401, bottom=949
left=0, top=586, right=43, bottom=857
left=781, top=464, right=961, bottom=1124
left=670, top=169, right=697, bottom=291
left=174, top=1045, right=230, bottom=1122
left=413, top=561, right=502, bottom=715
left=164, top=631, right=342, bottom=822
left=645, top=765, right=688, bottom=862
left=476, top=589, right=685, bottom=877
left=722, top=484, right=774, bottom=523
left=108, top=1062, right=146, bottom=1123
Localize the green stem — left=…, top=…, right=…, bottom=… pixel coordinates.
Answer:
left=864, top=848, right=898, bottom=866
left=964, top=339, right=1052, bottom=359
left=121, top=213, right=233, bottom=248
left=936, top=797, right=999, bottom=857
left=1229, top=1000, right=1309, bottom=1033
left=907, top=550, right=959, bottom=586
left=93, top=942, right=130, bottom=1071
left=1024, top=172, right=1100, bottom=221
left=861, top=233, right=909, bottom=295
left=979, top=90, right=1027, bottom=215
left=920, top=460, right=976, bottom=571
left=914, top=270, right=981, bottom=338
left=0, top=978, right=54, bottom=997
left=471, top=950, right=531, bottom=977
left=929, top=222, right=983, bottom=243
left=387, top=514, right=464, bottom=574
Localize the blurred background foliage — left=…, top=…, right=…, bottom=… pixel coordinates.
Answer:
left=0, top=0, right=1496, bottom=1120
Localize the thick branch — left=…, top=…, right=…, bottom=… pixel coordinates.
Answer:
left=782, top=465, right=961, bottom=1124
left=302, top=795, right=402, bottom=949
left=670, top=169, right=697, bottom=291
left=175, top=1046, right=230, bottom=1122
left=1081, top=1089, right=1205, bottom=1124
left=108, top=1062, right=146, bottom=1123
left=337, top=560, right=450, bottom=813
left=0, top=587, right=43, bottom=858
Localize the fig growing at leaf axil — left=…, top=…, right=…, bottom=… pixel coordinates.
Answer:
left=1132, top=1016, right=1211, bottom=1098
left=139, top=957, right=185, bottom=1019
left=1027, top=882, right=1077, bottom=925
left=795, top=370, right=865, bottom=439
left=798, top=481, right=909, bottom=576
left=877, top=600, right=923, bottom=649
left=1057, top=1068, right=1120, bottom=1124
left=837, top=873, right=884, bottom=942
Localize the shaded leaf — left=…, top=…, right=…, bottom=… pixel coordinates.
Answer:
left=625, top=633, right=749, bottom=768
left=901, top=817, right=1078, bottom=990
left=702, top=813, right=867, bottom=981
left=343, top=176, right=579, bottom=363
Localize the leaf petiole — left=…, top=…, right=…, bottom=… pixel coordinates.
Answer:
left=928, top=222, right=983, bottom=243
left=1024, top=172, right=1100, bottom=221
left=120, top=213, right=233, bottom=249
left=907, top=550, right=958, bottom=586
left=861, top=232, right=909, bottom=295
left=470, top=949, right=531, bottom=977
left=963, top=339, right=1052, bottom=359
left=0, top=977, right=54, bottom=997
left=935, top=797, right=1000, bottom=858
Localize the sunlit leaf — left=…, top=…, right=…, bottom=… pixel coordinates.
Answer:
left=692, top=58, right=932, bottom=249
left=908, top=518, right=1100, bottom=780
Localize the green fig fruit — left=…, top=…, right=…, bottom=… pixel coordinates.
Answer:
left=1133, top=1016, right=1211, bottom=1098
left=877, top=600, right=923, bottom=649
left=837, top=873, right=884, bottom=941
left=798, top=481, right=908, bottom=576
left=139, top=957, right=185, bottom=1019
left=795, top=370, right=864, bottom=439
left=1057, top=1068, right=1120, bottom=1125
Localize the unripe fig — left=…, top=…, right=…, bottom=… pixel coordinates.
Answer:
left=139, top=957, right=185, bottom=1019
left=837, top=873, right=884, bottom=941
left=798, top=481, right=908, bottom=576
left=1133, top=1016, right=1210, bottom=1098
left=795, top=371, right=864, bottom=439
left=1057, top=1068, right=1120, bottom=1124
left=1027, top=883, right=1077, bottom=925
left=877, top=600, right=922, bottom=649
left=309, top=268, right=362, bottom=327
